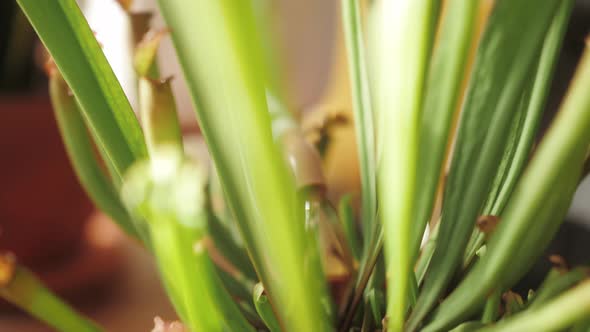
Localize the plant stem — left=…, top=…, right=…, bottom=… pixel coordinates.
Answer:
left=481, top=289, right=501, bottom=324
left=121, top=152, right=254, bottom=332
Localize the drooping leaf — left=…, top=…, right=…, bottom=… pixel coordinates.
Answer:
left=48, top=69, right=141, bottom=240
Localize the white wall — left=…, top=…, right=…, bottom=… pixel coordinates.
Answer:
left=83, top=0, right=338, bottom=125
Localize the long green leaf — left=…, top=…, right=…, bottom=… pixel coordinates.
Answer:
left=339, top=2, right=382, bottom=318
left=489, top=4, right=572, bottom=215
left=461, top=101, right=528, bottom=269
left=423, top=24, right=590, bottom=331
left=48, top=70, right=140, bottom=239
left=407, top=2, right=561, bottom=329
left=342, top=0, right=377, bottom=245
left=17, top=0, right=147, bottom=178
left=463, top=0, right=572, bottom=267
left=410, top=0, right=479, bottom=259
left=372, top=1, right=440, bottom=330
left=154, top=1, right=329, bottom=330
left=498, top=175, right=581, bottom=292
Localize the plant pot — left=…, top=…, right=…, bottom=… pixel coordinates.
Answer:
left=0, top=94, right=93, bottom=268
left=0, top=94, right=128, bottom=313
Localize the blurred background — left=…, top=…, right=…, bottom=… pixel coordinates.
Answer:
left=0, top=0, right=589, bottom=330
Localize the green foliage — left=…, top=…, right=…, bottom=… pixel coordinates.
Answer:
left=411, top=0, right=479, bottom=260
left=121, top=149, right=254, bottom=332
left=17, top=0, right=147, bottom=179
left=6, top=0, right=590, bottom=331
left=48, top=69, right=140, bottom=239
left=341, top=0, right=377, bottom=245
left=154, top=1, right=329, bottom=330
left=409, top=1, right=565, bottom=328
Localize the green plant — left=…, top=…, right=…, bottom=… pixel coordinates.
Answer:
left=3, top=0, right=590, bottom=331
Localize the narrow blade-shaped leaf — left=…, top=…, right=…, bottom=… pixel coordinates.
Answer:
left=423, top=23, right=590, bottom=331
left=48, top=69, right=140, bottom=239
left=154, top=1, right=330, bottom=330
left=372, top=0, right=440, bottom=330
left=17, top=0, right=147, bottom=178
left=342, top=0, right=377, bottom=244
left=407, top=2, right=561, bottom=329
left=464, top=0, right=575, bottom=267
left=411, top=0, right=479, bottom=258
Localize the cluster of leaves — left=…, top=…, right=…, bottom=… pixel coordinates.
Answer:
left=1, top=0, right=590, bottom=331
